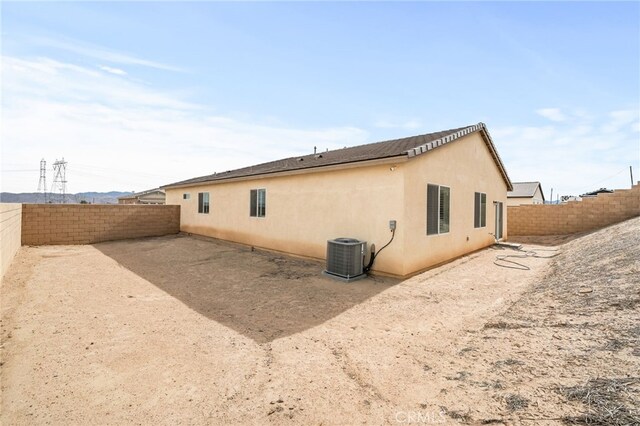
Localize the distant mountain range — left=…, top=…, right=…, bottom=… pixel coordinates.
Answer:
left=0, top=191, right=134, bottom=204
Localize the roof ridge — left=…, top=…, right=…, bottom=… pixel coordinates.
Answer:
left=404, top=123, right=484, bottom=158
left=163, top=125, right=474, bottom=187
left=293, top=125, right=473, bottom=158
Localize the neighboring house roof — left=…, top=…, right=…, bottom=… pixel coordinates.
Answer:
left=508, top=182, right=545, bottom=201
left=117, top=188, right=165, bottom=200
left=162, top=123, right=513, bottom=190
left=580, top=188, right=614, bottom=197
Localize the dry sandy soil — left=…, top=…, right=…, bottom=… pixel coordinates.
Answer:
left=1, top=217, right=638, bottom=425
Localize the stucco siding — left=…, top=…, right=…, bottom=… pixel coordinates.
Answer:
left=533, top=186, right=544, bottom=204
left=167, top=162, right=406, bottom=275
left=401, top=132, right=509, bottom=275
left=507, top=197, right=528, bottom=207
left=167, top=132, right=509, bottom=277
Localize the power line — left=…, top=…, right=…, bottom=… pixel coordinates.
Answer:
left=51, top=158, right=68, bottom=204
left=4, top=162, right=175, bottom=181
left=37, top=159, right=47, bottom=203
left=67, top=167, right=159, bottom=189
left=586, top=167, right=627, bottom=189
left=72, top=163, right=175, bottom=180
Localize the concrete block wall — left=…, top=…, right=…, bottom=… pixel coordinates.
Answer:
left=508, top=183, right=640, bottom=236
left=1, top=204, right=22, bottom=279
left=22, top=204, right=180, bottom=245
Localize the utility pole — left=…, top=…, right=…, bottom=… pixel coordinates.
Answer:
left=37, top=158, right=47, bottom=203
left=51, top=158, right=68, bottom=204
left=631, top=166, right=634, bottom=187
left=550, top=188, right=553, bottom=205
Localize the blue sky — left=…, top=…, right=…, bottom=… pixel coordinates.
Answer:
left=2, top=1, right=639, bottom=197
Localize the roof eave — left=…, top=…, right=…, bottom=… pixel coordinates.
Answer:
left=162, top=155, right=408, bottom=190
left=163, top=123, right=513, bottom=192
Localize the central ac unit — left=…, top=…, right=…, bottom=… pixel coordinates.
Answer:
left=324, top=238, right=366, bottom=282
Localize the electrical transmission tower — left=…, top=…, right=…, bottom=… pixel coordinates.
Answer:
left=37, top=158, right=47, bottom=203
left=51, top=158, right=68, bottom=204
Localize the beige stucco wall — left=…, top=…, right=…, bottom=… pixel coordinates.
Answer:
left=507, top=186, right=544, bottom=206
left=166, top=132, right=509, bottom=277
left=1, top=203, right=22, bottom=279
left=401, top=132, right=509, bottom=275
left=167, top=161, right=407, bottom=275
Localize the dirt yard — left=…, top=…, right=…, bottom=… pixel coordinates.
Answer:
left=1, top=218, right=638, bottom=425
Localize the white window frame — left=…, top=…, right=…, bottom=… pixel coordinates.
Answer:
left=427, top=184, right=450, bottom=236
left=250, top=188, right=266, bottom=218
left=474, top=192, right=487, bottom=228
left=198, top=192, right=210, bottom=214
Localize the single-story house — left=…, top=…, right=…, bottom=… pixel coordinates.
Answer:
left=507, top=181, right=545, bottom=206
left=162, top=123, right=512, bottom=277
left=117, top=188, right=166, bottom=205
left=580, top=188, right=613, bottom=197
left=561, top=195, right=581, bottom=203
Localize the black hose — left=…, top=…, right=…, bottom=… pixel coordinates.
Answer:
left=493, top=245, right=560, bottom=270
left=364, top=244, right=376, bottom=272
left=364, top=228, right=396, bottom=273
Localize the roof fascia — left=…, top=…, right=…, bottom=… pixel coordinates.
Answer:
left=163, top=155, right=407, bottom=190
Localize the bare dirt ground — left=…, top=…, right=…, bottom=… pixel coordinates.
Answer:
left=1, top=217, right=638, bottom=425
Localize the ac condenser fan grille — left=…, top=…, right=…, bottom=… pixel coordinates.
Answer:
left=325, top=238, right=366, bottom=282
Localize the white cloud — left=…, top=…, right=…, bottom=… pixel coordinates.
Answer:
left=535, top=108, right=566, bottom=122
left=493, top=109, right=640, bottom=199
left=1, top=55, right=368, bottom=193
left=30, top=36, right=185, bottom=72
left=601, top=109, right=639, bottom=133
left=99, top=65, right=127, bottom=76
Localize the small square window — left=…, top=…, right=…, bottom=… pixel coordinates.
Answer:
left=183, top=193, right=190, bottom=200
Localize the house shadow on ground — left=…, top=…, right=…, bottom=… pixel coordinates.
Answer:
left=94, top=234, right=398, bottom=344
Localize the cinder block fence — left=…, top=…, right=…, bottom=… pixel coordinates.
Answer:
left=508, top=183, right=640, bottom=236
left=21, top=204, right=180, bottom=245
left=1, top=204, right=22, bottom=278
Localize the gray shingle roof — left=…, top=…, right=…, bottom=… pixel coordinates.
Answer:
left=163, top=123, right=512, bottom=190
left=580, top=188, right=613, bottom=197
left=508, top=182, right=543, bottom=198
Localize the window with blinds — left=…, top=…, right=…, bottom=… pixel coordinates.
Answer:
left=427, top=184, right=450, bottom=235
left=439, top=187, right=450, bottom=233
left=474, top=192, right=486, bottom=228
left=198, top=192, right=209, bottom=214
left=250, top=188, right=266, bottom=217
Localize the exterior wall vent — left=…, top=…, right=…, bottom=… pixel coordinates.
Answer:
left=324, top=238, right=366, bottom=282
